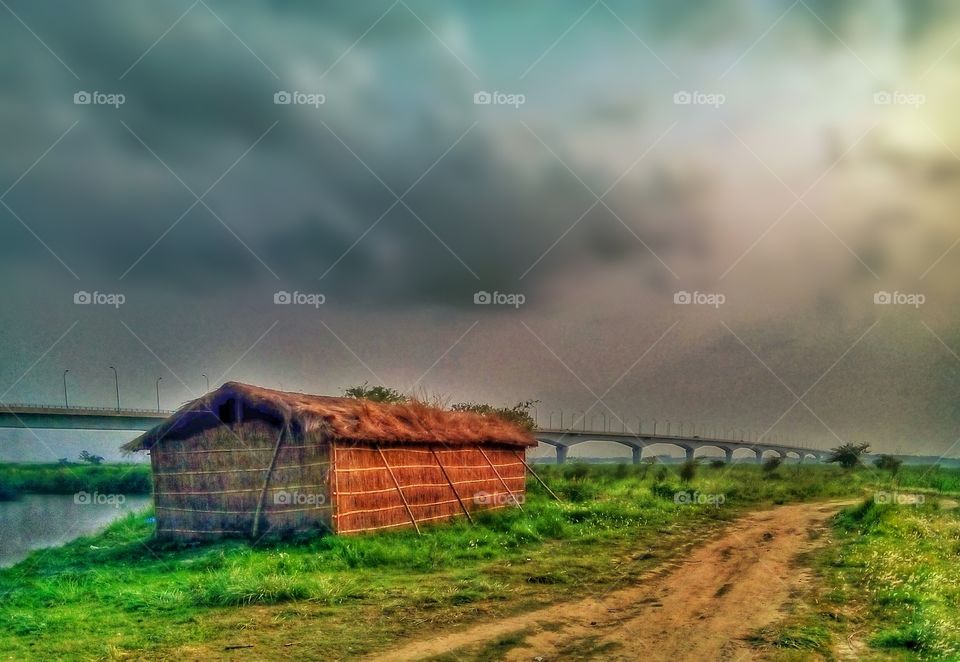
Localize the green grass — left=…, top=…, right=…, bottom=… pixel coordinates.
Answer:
left=3, top=460, right=954, bottom=660
left=0, top=462, right=876, bottom=660
left=0, top=462, right=152, bottom=500
left=753, top=489, right=960, bottom=660
left=825, top=497, right=960, bottom=659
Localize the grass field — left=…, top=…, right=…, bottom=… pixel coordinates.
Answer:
left=1, top=461, right=958, bottom=659
left=0, top=462, right=877, bottom=660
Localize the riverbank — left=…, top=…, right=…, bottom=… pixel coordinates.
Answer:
left=0, top=462, right=152, bottom=501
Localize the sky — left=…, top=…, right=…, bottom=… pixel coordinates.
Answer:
left=3, top=0, right=960, bottom=462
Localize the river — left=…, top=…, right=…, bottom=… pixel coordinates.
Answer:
left=0, top=493, right=152, bottom=568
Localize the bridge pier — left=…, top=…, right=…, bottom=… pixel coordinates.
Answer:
left=724, top=448, right=734, bottom=464
left=556, top=445, right=568, bottom=465
left=684, top=447, right=695, bottom=462
left=632, top=447, right=642, bottom=465
left=754, top=449, right=762, bottom=464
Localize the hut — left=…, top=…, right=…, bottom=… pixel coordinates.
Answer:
left=122, top=382, right=537, bottom=540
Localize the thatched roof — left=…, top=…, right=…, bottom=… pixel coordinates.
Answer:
left=122, top=382, right=536, bottom=451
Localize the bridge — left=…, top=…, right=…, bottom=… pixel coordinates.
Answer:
left=534, top=428, right=830, bottom=464
left=0, top=402, right=832, bottom=464
left=0, top=404, right=172, bottom=431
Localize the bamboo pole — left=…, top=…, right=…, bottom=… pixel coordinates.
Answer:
left=431, top=448, right=474, bottom=523
left=478, top=447, right=523, bottom=511
left=377, top=445, right=421, bottom=535
left=514, top=451, right=563, bottom=502
left=332, top=440, right=341, bottom=533
left=250, top=423, right=287, bottom=539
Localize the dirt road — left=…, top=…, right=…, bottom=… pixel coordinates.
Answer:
left=372, top=500, right=851, bottom=661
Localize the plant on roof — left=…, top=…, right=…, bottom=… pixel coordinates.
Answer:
left=450, top=400, right=539, bottom=431
left=342, top=383, right=408, bottom=404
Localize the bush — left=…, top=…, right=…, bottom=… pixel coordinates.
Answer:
left=762, top=456, right=783, bottom=474
left=679, top=459, right=697, bottom=483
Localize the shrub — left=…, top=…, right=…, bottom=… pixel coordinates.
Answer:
left=762, top=456, right=783, bottom=474
left=679, top=459, right=697, bottom=483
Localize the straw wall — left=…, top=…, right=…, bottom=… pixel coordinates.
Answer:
left=332, top=443, right=526, bottom=535
left=151, top=420, right=332, bottom=540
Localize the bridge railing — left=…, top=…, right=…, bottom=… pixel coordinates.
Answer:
left=532, top=409, right=819, bottom=450
left=0, top=402, right=174, bottom=415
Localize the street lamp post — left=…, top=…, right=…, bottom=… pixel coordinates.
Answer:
left=109, top=366, right=119, bottom=411
left=63, top=370, right=70, bottom=407
left=156, top=377, right=162, bottom=412
left=202, top=373, right=210, bottom=392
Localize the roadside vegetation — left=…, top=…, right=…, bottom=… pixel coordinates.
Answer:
left=750, top=465, right=960, bottom=660
left=0, top=463, right=872, bottom=660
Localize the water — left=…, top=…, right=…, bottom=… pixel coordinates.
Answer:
left=0, top=493, right=152, bottom=568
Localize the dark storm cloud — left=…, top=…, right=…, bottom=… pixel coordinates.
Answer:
left=1, top=0, right=682, bottom=305
left=5, top=0, right=960, bottom=460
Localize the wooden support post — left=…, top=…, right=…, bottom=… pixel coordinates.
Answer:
left=478, top=447, right=523, bottom=511
left=378, top=445, right=421, bottom=535
left=432, top=448, right=473, bottom=523
left=251, top=423, right=286, bottom=539
left=331, top=440, right=340, bottom=533
left=514, top=451, right=562, bottom=503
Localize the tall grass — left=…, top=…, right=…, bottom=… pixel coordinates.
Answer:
left=826, top=497, right=960, bottom=658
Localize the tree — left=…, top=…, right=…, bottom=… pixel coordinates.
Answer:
left=873, top=454, right=903, bottom=475
left=342, top=383, right=407, bottom=404
left=78, top=450, right=104, bottom=465
left=826, top=442, right=870, bottom=469
left=679, top=459, right=698, bottom=483
left=450, top=400, right=538, bottom=431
